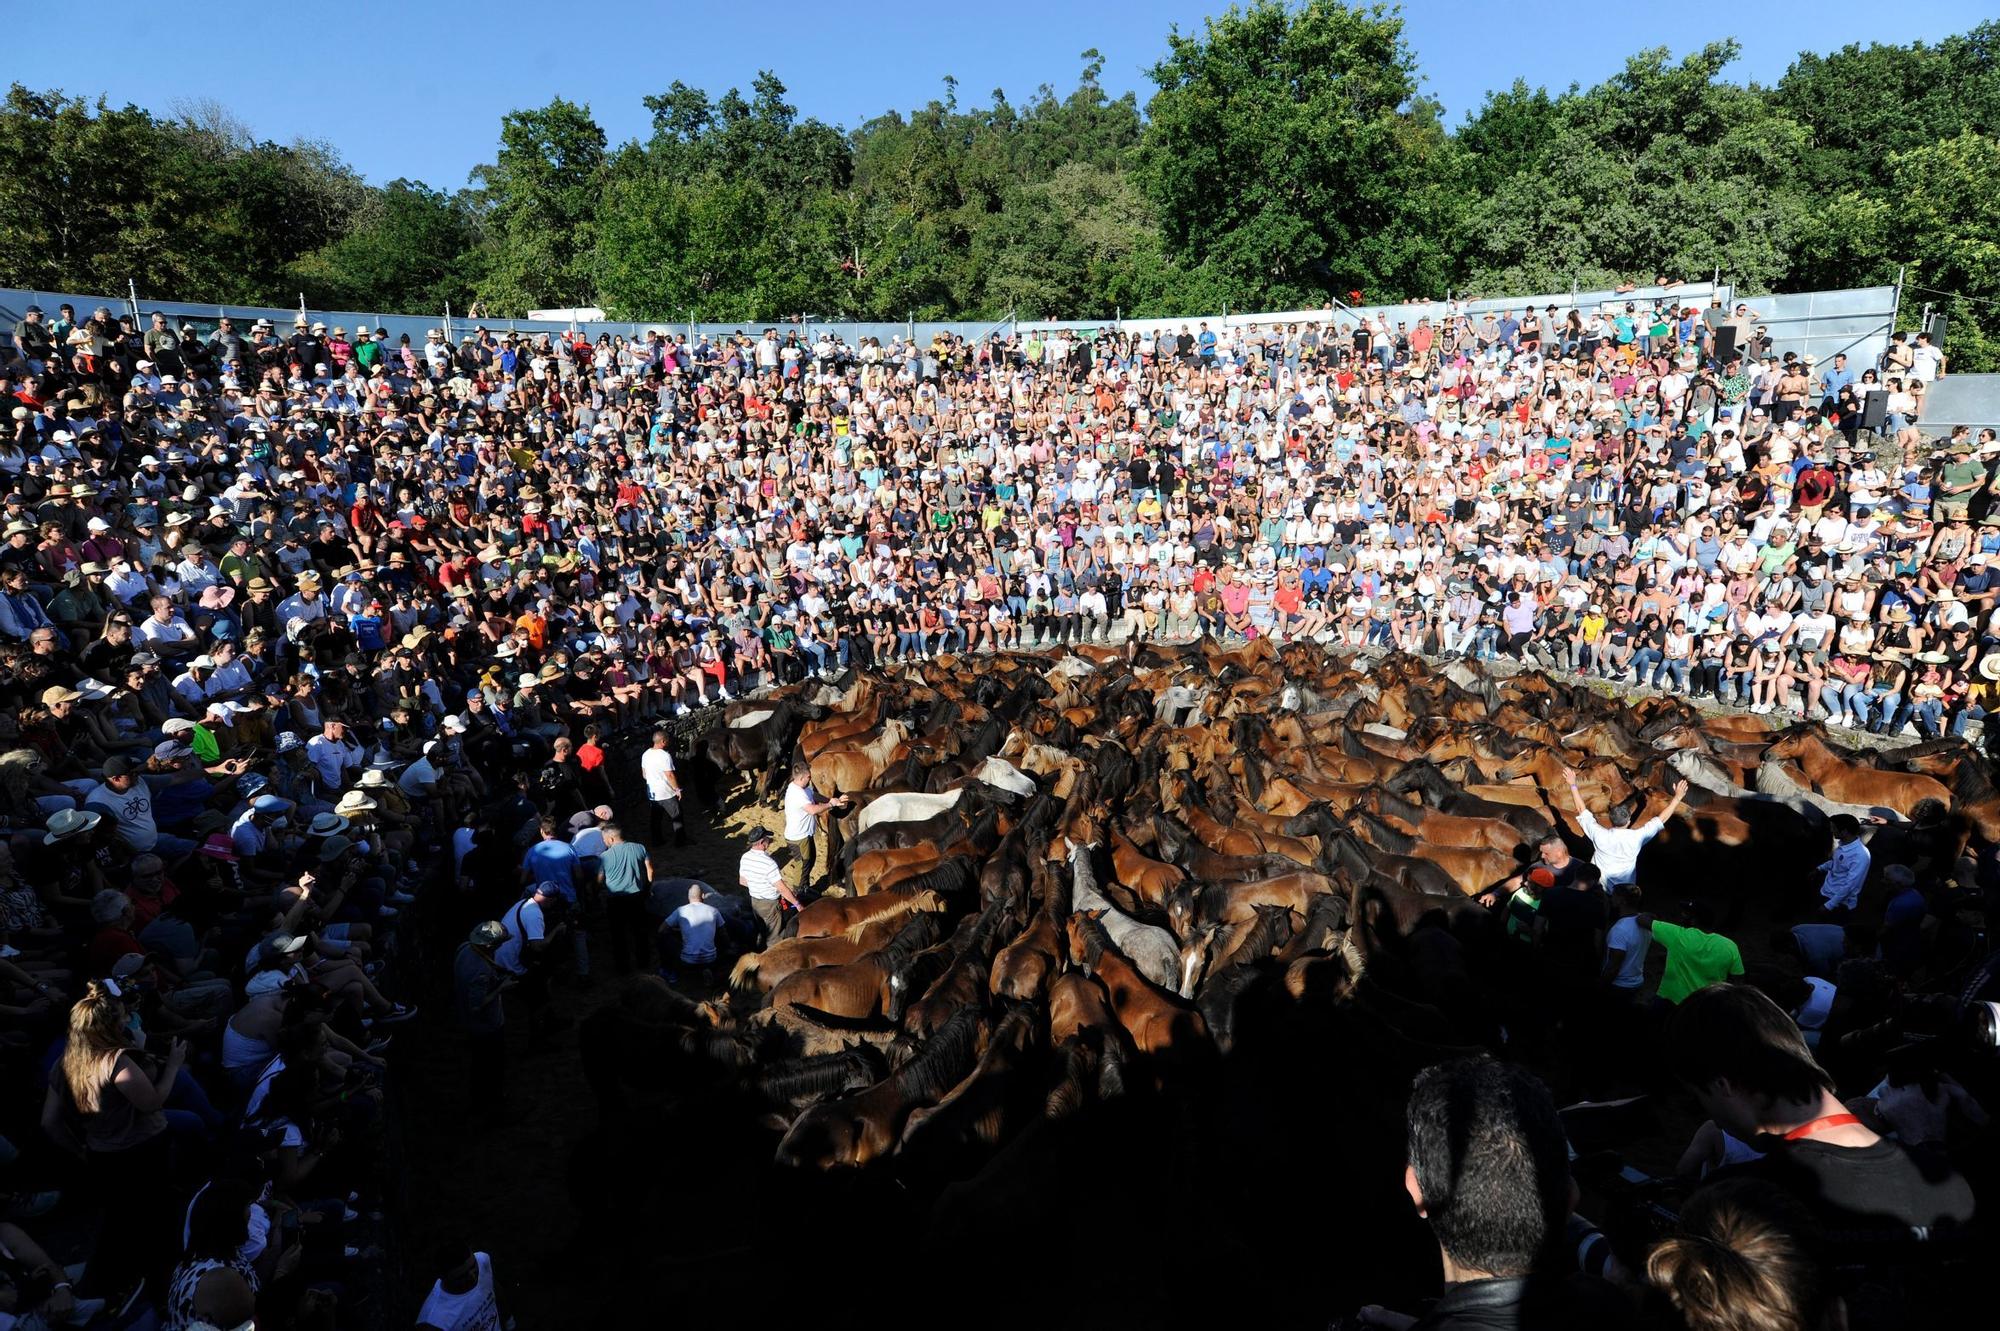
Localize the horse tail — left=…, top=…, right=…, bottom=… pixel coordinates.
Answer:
left=729, top=952, right=763, bottom=991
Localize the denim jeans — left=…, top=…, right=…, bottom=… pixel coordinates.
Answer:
left=1654, top=658, right=1690, bottom=691
left=1631, top=648, right=1663, bottom=682
left=1952, top=703, right=1986, bottom=736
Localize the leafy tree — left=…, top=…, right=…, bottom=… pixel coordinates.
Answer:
left=1135, top=0, right=1459, bottom=308
left=1461, top=43, right=1809, bottom=296
left=1456, top=80, right=1558, bottom=196
left=471, top=98, right=607, bottom=314
left=291, top=179, right=480, bottom=313
left=1773, top=24, right=2000, bottom=199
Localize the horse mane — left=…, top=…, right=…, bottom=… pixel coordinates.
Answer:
left=1352, top=809, right=1417, bottom=855
left=1951, top=758, right=1996, bottom=803
left=1231, top=903, right=1297, bottom=964
left=892, top=1005, right=984, bottom=1100
left=908, top=858, right=977, bottom=899
left=750, top=1045, right=887, bottom=1104
left=874, top=910, right=944, bottom=971
left=1045, top=1039, right=1099, bottom=1119
left=1070, top=911, right=1111, bottom=968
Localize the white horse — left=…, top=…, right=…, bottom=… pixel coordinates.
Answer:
left=973, top=755, right=1038, bottom=799
left=855, top=786, right=963, bottom=834
left=1069, top=844, right=1188, bottom=996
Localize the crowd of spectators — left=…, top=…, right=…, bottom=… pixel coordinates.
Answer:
left=0, top=285, right=1990, bottom=1328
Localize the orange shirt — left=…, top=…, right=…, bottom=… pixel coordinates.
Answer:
left=516, top=612, right=547, bottom=650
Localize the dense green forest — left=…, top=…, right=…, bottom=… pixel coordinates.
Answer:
left=3, top=2, right=1998, bottom=366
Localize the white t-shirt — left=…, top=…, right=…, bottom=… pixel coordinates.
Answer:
left=417, top=1252, right=501, bottom=1331
left=665, top=901, right=723, bottom=962
left=1605, top=914, right=1650, bottom=990
left=306, top=733, right=361, bottom=790
left=739, top=849, right=784, bottom=900
left=783, top=783, right=816, bottom=841
left=641, top=748, right=679, bottom=802
left=1576, top=810, right=1665, bottom=888
left=494, top=898, right=546, bottom=975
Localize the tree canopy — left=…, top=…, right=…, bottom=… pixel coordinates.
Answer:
left=3, top=4, right=1999, bottom=366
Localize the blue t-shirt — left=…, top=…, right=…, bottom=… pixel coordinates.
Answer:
left=522, top=839, right=579, bottom=888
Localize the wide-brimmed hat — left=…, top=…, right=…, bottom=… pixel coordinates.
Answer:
left=44, top=808, right=102, bottom=843
left=334, top=791, right=378, bottom=816
left=1978, top=655, right=2000, bottom=681
left=469, top=920, right=508, bottom=949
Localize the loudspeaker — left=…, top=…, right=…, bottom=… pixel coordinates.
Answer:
left=1861, top=390, right=1887, bottom=431
left=1925, top=313, right=1949, bottom=349
left=1712, top=325, right=1737, bottom=364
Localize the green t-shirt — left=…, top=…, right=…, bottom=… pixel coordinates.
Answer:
left=600, top=840, right=650, bottom=897
left=1652, top=920, right=1744, bottom=1003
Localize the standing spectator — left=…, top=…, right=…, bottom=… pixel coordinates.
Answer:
left=452, top=921, right=513, bottom=1124
left=640, top=728, right=685, bottom=846
left=1636, top=903, right=1744, bottom=1004
left=662, top=884, right=724, bottom=986
left=596, top=822, right=654, bottom=975
left=781, top=760, right=847, bottom=896
left=1561, top=771, right=1686, bottom=887
left=1666, top=984, right=1976, bottom=1243
left=738, top=829, right=794, bottom=945
left=1815, top=814, right=1870, bottom=914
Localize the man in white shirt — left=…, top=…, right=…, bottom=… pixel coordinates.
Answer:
left=782, top=760, right=847, bottom=895
left=640, top=728, right=685, bottom=845
left=135, top=594, right=198, bottom=657
left=1816, top=814, right=1871, bottom=913
left=1563, top=771, right=1687, bottom=888
left=305, top=718, right=363, bottom=792
left=738, top=828, right=796, bottom=943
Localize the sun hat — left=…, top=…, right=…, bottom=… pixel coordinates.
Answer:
left=469, top=920, right=508, bottom=949
left=43, top=808, right=102, bottom=843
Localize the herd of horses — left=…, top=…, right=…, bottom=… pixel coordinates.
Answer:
left=632, top=642, right=1986, bottom=1163
left=569, top=639, right=1989, bottom=1320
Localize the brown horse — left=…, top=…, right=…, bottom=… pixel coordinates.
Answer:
left=731, top=908, right=941, bottom=993
left=1048, top=970, right=1122, bottom=1048
left=1170, top=781, right=1321, bottom=868
left=1109, top=828, right=1184, bottom=907
left=792, top=885, right=944, bottom=941
left=989, top=910, right=1064, bottom=1002
left=773, top=1006, right=985, bottom=1169
left=808, top=719, right=913, bottom=795
left=849, top=843, right=944, bottom=894
left=797, top=694, right=884, bottom=758
left=1065, top=913, right=1210, bottom=1057
left=1361, top=787, right=1525, bottom=855
left=1764, top=728, right=1953, bottom=816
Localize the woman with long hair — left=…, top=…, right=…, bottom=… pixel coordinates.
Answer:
left=39, top=980, right=185, bottom=1298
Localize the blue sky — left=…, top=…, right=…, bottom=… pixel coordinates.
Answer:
left=12, top=1, right=1992, bottom=186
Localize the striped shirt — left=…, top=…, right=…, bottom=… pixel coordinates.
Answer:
left=739, top=849, right=785, bottom=900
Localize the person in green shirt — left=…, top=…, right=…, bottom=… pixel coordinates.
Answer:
left=1936, top=440, right=1986, bottom=520
left=1639, top=906, right=1744, bottom=1004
